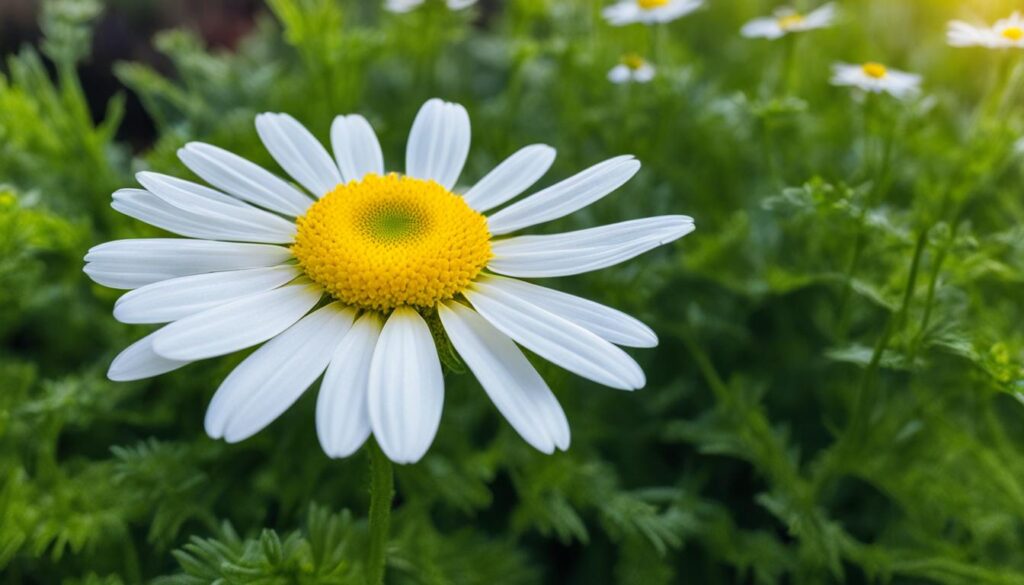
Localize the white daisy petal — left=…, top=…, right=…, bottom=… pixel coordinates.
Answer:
left=462, top=145, right=556, bottom=212
left=633, top=64, right=656, bottom=83
left=83, top=267, right=180, bottom=290
left=331, top=114, right=385, bottom=183
left=656, top=0, right=702, bottom=22
left=947, top=21, right=990, bottom=47
left=439, top=301, right=569, bottom=453
left=405, top=98, right=471, bottom=189
left=316, top=312, right=383, bottom=458
left=385, top=0, right=423, bottom=12
left=136, top=172, right=297, bottom=234
left=465, top=281, right=645, bottom=390
left=204, top=303, right=356, bottom=442
left=256, top=112, right=342, bottom=197
left=151, top=281, right=323, bottom=361
left=602, top=1, right=641, bottom=26
left=111, top=189, right=296, bottom=244
left=133, top=172, right=249, bottom=208
left=803, top=3, right=836, bottom=28
left=84, top=239, right=293, bottom=289
left=608, top=64, right=633, bottom=84
left=491, top=215, right=693, bottom=252
left=604, top=0, right=701, bottom=25
left=488, top=242, right=666, bottom=277
left=741, top=17, right=784, bottom=39
left=178, top=142, right=313, bottom=216
left=488, top=215, right=695, bottom=277
left=485, top=155, right=641, bottom=235
left=367, top=307, right=444, bottom=464
left=475, top=275, right=657, bottom=348
left=108, top=330, right=192, bottom=382
left=113, top=265, right=301, bottom=324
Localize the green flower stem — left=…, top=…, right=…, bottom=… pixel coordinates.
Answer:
left=366, top=441, right=394, bottom=585
left=651, top=22, right=666, bottom=64
left=834, top=215, right=866, bottom=340
left=839, top=227, right=927, bottom=456
left=910, top=226, right=953, bottom=359
left=778, top=34, right=797, bottom=96
left=895, top=225, right=929, bottom=332
left=995, top=54, right=1024, bottom=117
left=836, top=95, right=896, bottom=340
left=679, top=328, right=733, bottom=408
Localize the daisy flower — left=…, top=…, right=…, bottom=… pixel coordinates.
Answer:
left=830, top=62, right=922, bottom=100
left=948, top=12, right=1024, bottom=49
left=741, top=3, right=836, bottom=40
left=84, top=99, right=694, bottom=464
left=385, top=0, right=476, bottom=14
left=602, top=0, right=703, bottom=27
left=608, top=54, right=656, bottom=84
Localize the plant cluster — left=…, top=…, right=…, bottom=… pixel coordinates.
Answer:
left=2, top=0, right=1024, bottom=583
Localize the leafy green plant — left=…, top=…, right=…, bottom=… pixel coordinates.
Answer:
left=3, top=0, right=1024, bottom=583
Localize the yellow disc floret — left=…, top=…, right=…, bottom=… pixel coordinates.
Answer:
left=861, top=62, right=888, bottom=79
left=637, top=0, right=669, bottom=9
left=621, top=53, right=647, bottom=70
left=292, top=173, right=492, bottom=312
left=1002, top=26, right=1024, bottom=41
left=777, top=13, right=805, bottom=30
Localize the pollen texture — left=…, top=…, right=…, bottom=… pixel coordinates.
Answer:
left=861, top=62, right=888, bottom=79
left=776, top=13, right=804, bottom=30
left=637, top=0, right=669, bottom=9
left=621, top=53, right=647, bottom=70
left=292, top=173, right=492, bottom=311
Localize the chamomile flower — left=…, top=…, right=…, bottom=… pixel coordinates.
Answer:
left=84, top=99, right=694, bottom=464
left=385, top=0, right=476, bottom=14
left=602, top=0, right=703, bottom=27
left=608, top=54, right=656, bottom=84
left=948, top=12, right=1024, bottom=49
left=830, top=62, right=922, bottom=100
left=741, top=3, right=836, bottom=39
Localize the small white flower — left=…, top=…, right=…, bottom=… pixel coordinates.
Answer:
left=385, top=0, right=476, bottom=13
left=830, top=62, right=922, bottom=100
left=608, top=55, right=656, bottom=84
left=741, top=3, right=836, bottom=40
left=948, top=12, right=1024, bottom=49
left=602, top=0, right=703, bottom=27
left=84, top=99, right=694, bottom=464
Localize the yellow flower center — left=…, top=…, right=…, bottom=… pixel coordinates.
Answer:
left=1002, top=26, right=1024, bottom=41
left=292, top=173, right=492, bottom=312
left=861, top=62, right=888, bottom=79
left=621, top=53, right=647, bottom=70
left=637, top=0, right=669, bottom=10
left=776, top=13, right=805, bottom=30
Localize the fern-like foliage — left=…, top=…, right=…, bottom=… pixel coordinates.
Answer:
left=3, top=0, right=1024, bottom=583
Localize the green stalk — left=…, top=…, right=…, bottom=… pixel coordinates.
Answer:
left=680, top=329, right=734, bottom=408
left=910, top=229, right=951, bottom=358
left=996, top=54, right=1024, bottom=116
left=650, top=22, right=666, bottom=64
left=779, top=34, right=797, bottom=96
left=836, top=95, right=893, bottom=338
left=366, top=441, right=394, bottom=585
left=821, top=227, right=928, bottom=486
left=896, top=226, right=930, bottom=332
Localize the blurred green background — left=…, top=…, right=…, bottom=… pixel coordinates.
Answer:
left=3, top=0, right=1024, bottom=583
